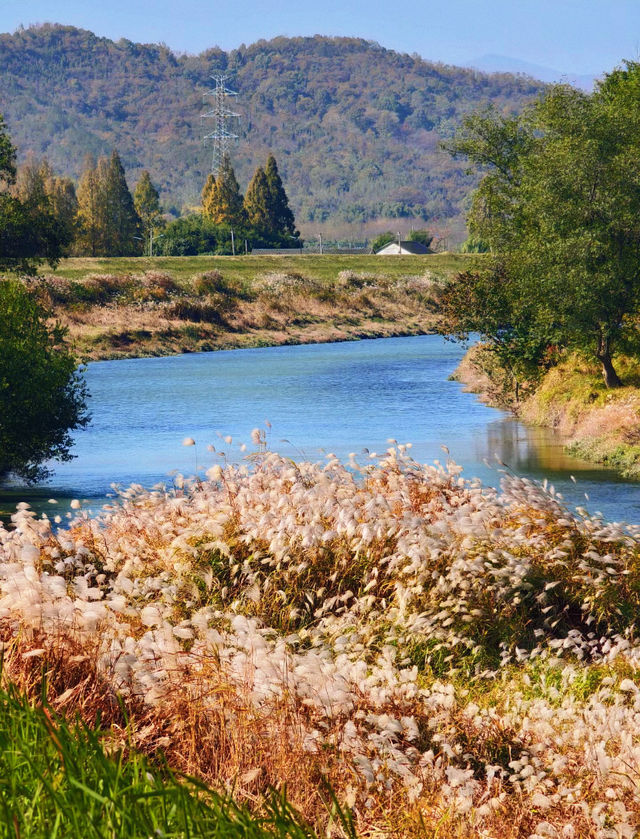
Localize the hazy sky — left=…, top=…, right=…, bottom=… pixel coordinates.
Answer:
left=1, top=0, right=638, bottom=74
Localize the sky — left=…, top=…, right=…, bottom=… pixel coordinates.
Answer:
left=0, top=0, right=638, bottom=76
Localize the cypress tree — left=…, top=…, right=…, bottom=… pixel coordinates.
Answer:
left=134, top=170, right=163, bottom=255
left=40, top=160, right=78, bottom=253
left=201, top=173, right=217, bottom=220
left=75, top=155, right=101, bottom=257
left=75, top=151, right=140, bottom=256
left=243, top=166, right=271, bottom=235
left=264, top=154, right=298, bottom=241
left=105, top=150, right=141, bottom=256
left=202, top=155, right=245, bottom=227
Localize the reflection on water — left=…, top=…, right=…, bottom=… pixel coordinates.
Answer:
left=481, top=418, right=606, bottom=475
left=1, top=335, right=639, bottom=524
left=476, top=417, right=637, bottom=521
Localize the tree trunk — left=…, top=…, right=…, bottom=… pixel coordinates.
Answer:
left=599, top=353, right=622, bottom=388
left=596, top=333, right=622, bottom=388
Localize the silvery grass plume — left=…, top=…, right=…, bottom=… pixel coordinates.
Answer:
left=0, top=444, right=639, bottom=837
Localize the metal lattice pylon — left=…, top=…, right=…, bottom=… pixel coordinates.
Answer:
left=201, top=73, right=240, bottom=177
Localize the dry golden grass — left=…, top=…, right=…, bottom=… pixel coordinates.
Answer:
left=2, top=447, right=640, bottom=837
left=27, top=264, right=447, bottom=360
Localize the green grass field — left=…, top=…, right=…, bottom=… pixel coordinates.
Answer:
left=49, top=252, right=473, bottom=283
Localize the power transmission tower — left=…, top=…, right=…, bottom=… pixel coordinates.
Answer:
left=202, top=73, right=240, bottom=177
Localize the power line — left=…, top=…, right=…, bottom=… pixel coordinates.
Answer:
left=201, top=73, right=240, bottom=177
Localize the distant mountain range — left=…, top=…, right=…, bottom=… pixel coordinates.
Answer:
left=0, top=25, right=548, bottom=241
left=470, top=54, right=598, bottom=92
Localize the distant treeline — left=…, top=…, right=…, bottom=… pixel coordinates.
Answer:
left=1, top=112, right=300, bottom=266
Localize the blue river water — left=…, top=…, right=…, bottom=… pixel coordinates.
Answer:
left=3, top=335, right=639, bottom=524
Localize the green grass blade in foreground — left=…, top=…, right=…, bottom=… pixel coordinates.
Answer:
left=0, top=686, right=328, bottom=838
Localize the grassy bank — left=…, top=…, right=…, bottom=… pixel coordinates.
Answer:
left=0, top=684, right=328, bottom=838
left=2, top=445, right=640, bottom=836
left=30, top=254, right=469, bottom=361
left=454, top=345, right=640, bottom=479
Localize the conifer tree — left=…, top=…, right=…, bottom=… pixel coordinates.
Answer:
left=202, top=155, right=245, bottom=227
left=264, top=154, right=298, bottom=240
left=76, top=151, right=141, bottom=256
left=243, top=166, right=271, bottom=235
left=201, top=173, right=217, bottom=220
left=75, top=156, right=102, bottom=257
left=12, top=153, right=48, bottom=207
left=0, top=119, right=67, bottom=272
left=134, top=170, right=163, bottom=255
left=105, top=150, right=141, bottom=256
left=44, top=172, right=78, bottom=252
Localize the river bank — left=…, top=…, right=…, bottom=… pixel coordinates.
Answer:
left=454, top=344, right=640, bottom=479
left=34, top=254, right=469, bottom=361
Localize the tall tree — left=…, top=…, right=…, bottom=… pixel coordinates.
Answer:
left=0, top=117, right=66, bottom=272
left=201, top=173, right=217, bottom=220
left=264, top=154, right=298, bottom=240
left=243, top=166, right=271, bottom=235
left=447, top=66, right=640, bottom=388
left=105, top=150, right=141, bottom=256
left=75, top=151, right=141, bottom=257
left=44, top=170, right=78, bottom=253
left=134, top=170, right=163, bottom=255
left=202, top=156, right=245, bottom=228
left=0, top=114, right=16, bottom=188
left=75, top=155, right=102, bottom=257
left=14, top=156, right=77, bottom=255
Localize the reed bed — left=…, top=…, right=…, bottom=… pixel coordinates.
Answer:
left=2, top=441, right=640, bottom=837
left=28, top=266, right=445, bottom=360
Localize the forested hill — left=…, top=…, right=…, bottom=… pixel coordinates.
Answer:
left=0, top=24, right=545, bottom=239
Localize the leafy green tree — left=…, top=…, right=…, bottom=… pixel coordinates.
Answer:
left=0, top=280, right=89, bottom=483
left=448, top=67, right=640, bottom=388
left=202, top=156, right=245, bottom=228
left=371, top=231, right=395, bottom=252
left=459, top=234, right=489, bottom=253
left=264, top=154, right=298, bottom=243
left=436, top=265, right=550, bottom=402
left=134, top=170, right=163, bottom=255
left=13, top=156, right=77, bottom=256
left=158, top=214, right=219, bottom=256
left=407, top=229, right=433, bottom=250
left=0, top=114, right=16, bottom=188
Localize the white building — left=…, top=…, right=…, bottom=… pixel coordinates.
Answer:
left=375, top=240, right=431, bottom=255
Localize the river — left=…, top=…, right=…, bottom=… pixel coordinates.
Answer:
left=3, top=335, right=639, bottom=523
